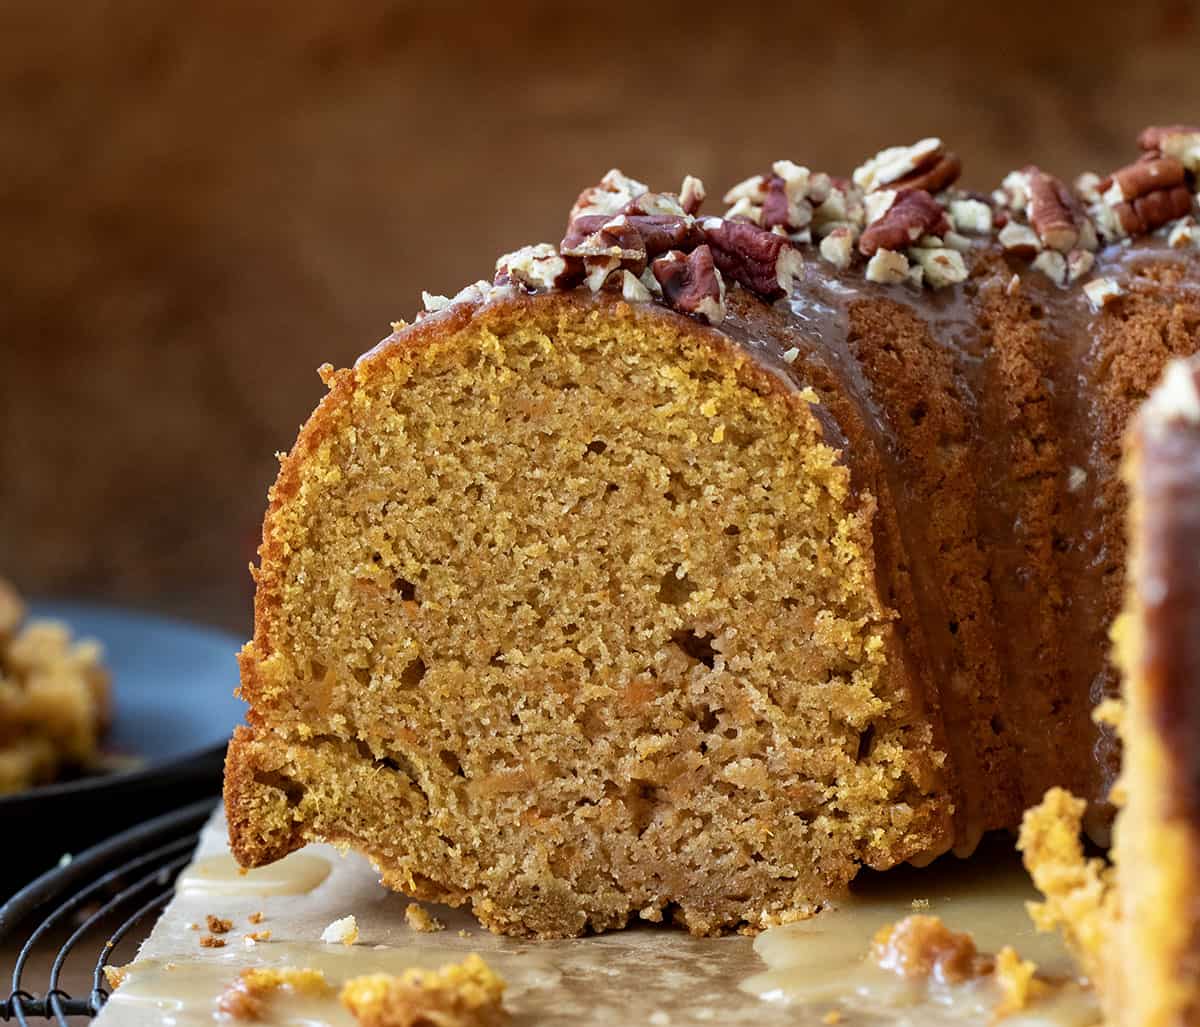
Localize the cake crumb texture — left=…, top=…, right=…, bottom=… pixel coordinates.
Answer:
left=1017, top=787, right=1115, bottom=982
left=226, top=294, right=949, bottom=937
left=340, top=953, right=507, bottom=1027
left=405, top=902, right=444, bottom=933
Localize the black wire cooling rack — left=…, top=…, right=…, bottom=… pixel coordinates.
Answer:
left=1, top=799, right=216, bottom=1025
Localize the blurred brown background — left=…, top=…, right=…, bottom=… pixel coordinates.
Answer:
left=2, top=0, right=1198, bottom=635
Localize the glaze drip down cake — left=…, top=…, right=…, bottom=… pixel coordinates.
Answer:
left=225, top=128, right=1200, bottom=939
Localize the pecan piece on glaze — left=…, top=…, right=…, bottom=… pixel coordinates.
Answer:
left=760, top=175, right=791, bottom=231
left=760, top=173, right=814, bottom=233
left=494, top=244, right=583, bottom=291
left=562, top=213, right=700, bottom=268
left=570, top=168, right=648, bottom=220
left=625, top=214, right=703, bottom=256
left=700, top=217, right=804, bottom=300
left=1105, top=156, right=1187, bottom=203
left=1026, top=168, right=1080, bottom=252
left=890, top=152, right=962, bottom=194
left=679, top=175, right=706, bottom=216
left=858, top=189, right=950, bottom=256
left=1137, top=124, right=1200, bottom=153
left=651, top=245, right=726, bottom=325
left=1114, top=185, right=1195, bottom=236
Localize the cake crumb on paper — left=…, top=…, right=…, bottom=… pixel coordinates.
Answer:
left=340, top=953, right=507, bottom=1027
left=321, top=914, right=360, bottom=946
left=205, top=914, right=232, bottom=934
left=405, top=902, right=445, bottom=933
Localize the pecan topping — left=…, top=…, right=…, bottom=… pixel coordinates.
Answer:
left=570, top=168, right=649, bottom=219
left=1026, top=168, right=1080, bottom=252
left=1113, top=185, right=1194, bottom=236
left=495, top=243, right=583, bottom=291
left=890, top=151, right=962, bottom=194
left=651, top=246, right=726, bottom=324
left=679, top=175, right=706, bottom=215
left=700, top=217, right=804, bottom=300
left=1103, top=156, right=1187, bottom=203
left=561, top=213, right=701, bottom=276
left=1138, top=124, right=1200, bottom=154
left=858, top=190, right=950, bottom=256
left=853, top=138, right=945, bottom=193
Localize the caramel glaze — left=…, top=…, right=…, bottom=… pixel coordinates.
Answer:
left=1131, top=360, right=1200, bottom=822
left=713, top=237, right=1200, bottom=854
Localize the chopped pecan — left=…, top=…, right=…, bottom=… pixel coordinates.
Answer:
left=890, top=152, right=962, bottom=194
left=910, top=246, right=968, bottom=288
left=561, top=213, right=701, bottom=272
left=858, top=190, right=950, bottom=256
left=761, top=174, right=813, bottom=232
left=997, top=222, right=1041, bottom=259
left=853, top=138, right=944, bottom=193
left=495, top=243, right=583, bottom=291
left=1137, top=124, right=1200, bottom=154
left=700, top=217, right=804, bottom=300
left=1103, top=156, right=1187, bottom=203
left=865, top=249, right=910, bottom=284
left=819, top=226, right=856, bottom=269
left=570, top=168, right=649, bottom=219
left=948, top=198, right=993, bottom=235
left=632, top=215, right=703, bottom=255
left=679, top=175, right=706, bottom=215
left=1026, top=168, right=1080, bottom=252
left=723, top=174, right=768, bottom=206
left=1113, top=185, right=1195, bottom=236
left=651, top=246, right=726, bottom=324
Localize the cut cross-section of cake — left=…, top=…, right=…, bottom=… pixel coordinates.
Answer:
left=1109, top=354, right=1200, bottom=1027
left=226, top=131, right=1200, bottom=938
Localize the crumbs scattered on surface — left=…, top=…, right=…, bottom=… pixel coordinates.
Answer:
left=871, top=915, right=989, bottom=983
left=248, top=911, right=265, bottom=925
left=205, top=915, right=232, bottom=934
left=405, top=902, right=445, bottom=933
left=1017, top=788, right=1115, bottom=980
left=321, top=915, right=359, bottom=946
left=242, top=930, right=272, bottom=947
left=199, top=935, right=226, bottom=949
left=340, top=953, right=507, bottom=1027
left=993, top=945, right=1048, bottom=1017
left=217, top=966, right=332, bottom=1020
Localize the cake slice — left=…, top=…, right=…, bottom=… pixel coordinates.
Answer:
left=227, top=133, right=1200, bottom=938
left=1019, top=355, right=1200, bottom=1026
left=1109, top=354, right=1200, bottom=1027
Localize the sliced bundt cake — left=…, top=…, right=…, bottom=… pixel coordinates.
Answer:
left=226, top=129, right=1200, bottom=938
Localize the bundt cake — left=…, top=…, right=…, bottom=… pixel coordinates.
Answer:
left=225, top=128, right=1200, bottom=938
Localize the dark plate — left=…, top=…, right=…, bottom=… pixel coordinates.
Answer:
left=1, top=602, right=244, bottom=873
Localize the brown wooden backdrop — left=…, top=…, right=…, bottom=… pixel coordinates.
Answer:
left=3, top=0, right=1198, bottom=633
